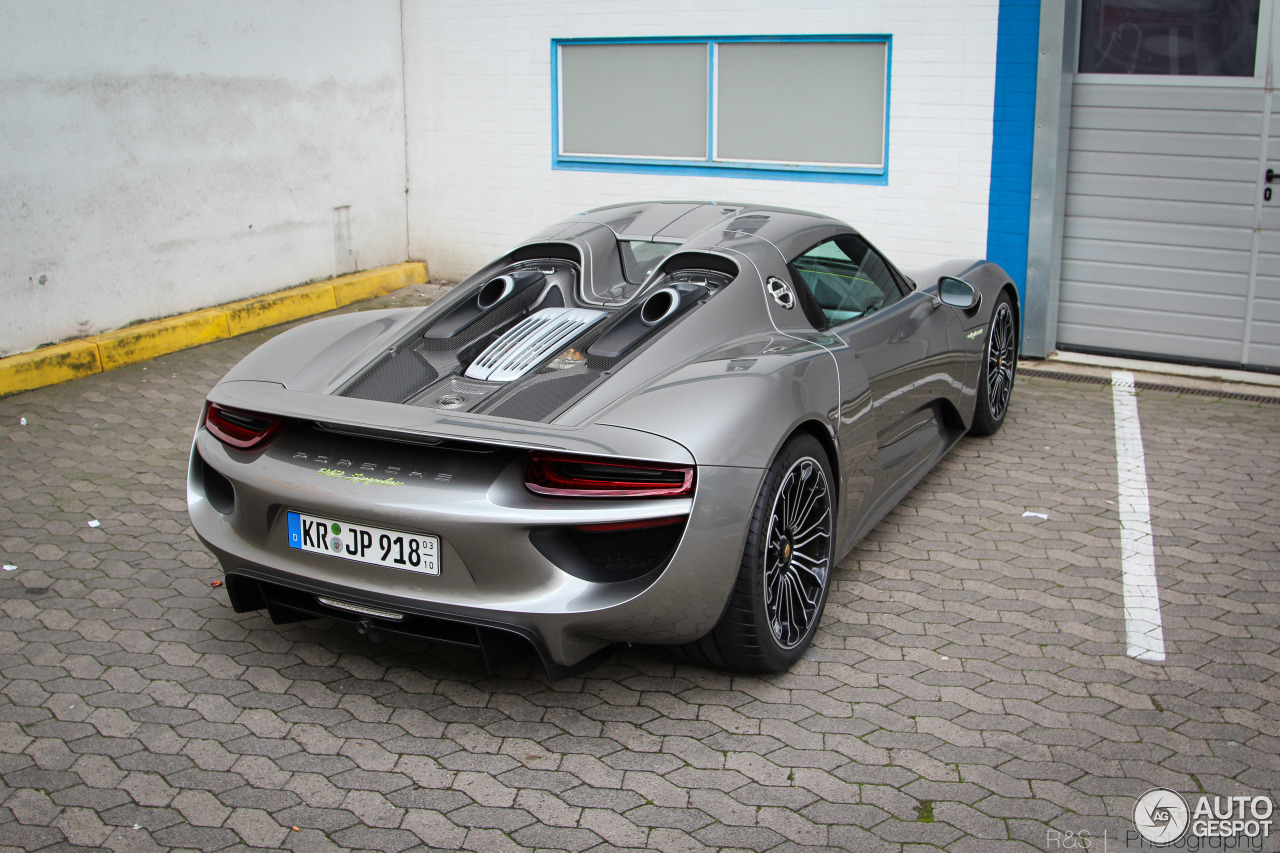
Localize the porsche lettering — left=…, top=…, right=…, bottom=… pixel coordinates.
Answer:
left=292, top=451, right=436, bottom=482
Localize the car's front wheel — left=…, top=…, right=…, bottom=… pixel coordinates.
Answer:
left=676, top=434, right=835, bottom=672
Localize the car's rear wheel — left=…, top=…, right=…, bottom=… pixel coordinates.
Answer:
left=969, top=293, right=1016, bottom=436
left=673, top=434, right=834, bottom=672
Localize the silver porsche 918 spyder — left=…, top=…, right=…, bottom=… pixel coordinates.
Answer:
left=188, top=201, right=1018, bottom=677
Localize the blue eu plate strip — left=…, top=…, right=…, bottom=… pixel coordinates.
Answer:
left=287, top=511, right=301, bottom=549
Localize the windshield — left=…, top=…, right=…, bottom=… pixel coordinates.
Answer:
left=619, top=240, right=677, bottom=284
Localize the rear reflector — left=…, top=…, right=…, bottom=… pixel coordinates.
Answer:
left=571, top=516, right=687, bottom=532
left=525, top=452, right=694, bottom=498
left=317, top=597, right=405, bottom=622
left=203, top=403, right=283, bottom=451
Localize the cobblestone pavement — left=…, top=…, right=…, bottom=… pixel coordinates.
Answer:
left=1, top=287, right=1277, bottom=852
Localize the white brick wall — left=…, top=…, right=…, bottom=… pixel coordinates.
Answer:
left=403, top=0, right=1000, bottom=279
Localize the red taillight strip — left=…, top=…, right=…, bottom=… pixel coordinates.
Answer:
left=203, top=403, right=284, bottom=451
left=571, top=516, right=687, bottom=532
left=525, top=452, right=695, bottom=498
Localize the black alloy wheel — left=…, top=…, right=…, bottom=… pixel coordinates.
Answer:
left=970, top=293, right=1016, bottom=436
left=762, top=454, right=833, bottom=650
left=986, top=300, right=1016, bottom=421
left=674, top=433, right=835, bottom=672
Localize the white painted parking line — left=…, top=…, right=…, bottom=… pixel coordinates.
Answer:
left=1111, top=370, right=1166, bottom=662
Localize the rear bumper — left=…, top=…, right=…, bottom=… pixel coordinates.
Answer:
left=216, top=567, right=615, bottom=679
left=188, top=426, right=765, bottom=671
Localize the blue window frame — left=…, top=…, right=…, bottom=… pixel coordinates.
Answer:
left=552, top=35, right=892, bottom=185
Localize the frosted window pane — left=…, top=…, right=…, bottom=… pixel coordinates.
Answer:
left=560, top=43, right=707, bottom=158
left=716, top=42, right=886, bottom=167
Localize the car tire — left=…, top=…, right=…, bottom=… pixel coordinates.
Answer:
left=673, top=434, right=835, bottom=672
left=969, top=292, right=1017, bottom=436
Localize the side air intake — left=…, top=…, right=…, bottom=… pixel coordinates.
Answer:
left=465, top=307, right=605, bottom=382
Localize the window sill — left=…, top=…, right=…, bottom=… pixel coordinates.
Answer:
left=553, top=157, right=889, bottom=185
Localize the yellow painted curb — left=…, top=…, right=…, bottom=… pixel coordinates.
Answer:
left=224, top=281, right=339, bottom=337
left=96, top=309, right=232, bottom=371
left=333, top=262, right=428, bottom=307
left=0, top=340, right=103, bottom=396
left=0, top=261, right=429, bottom=397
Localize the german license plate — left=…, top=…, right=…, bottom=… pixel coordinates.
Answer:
left=287, top=511, right=439, bottom=575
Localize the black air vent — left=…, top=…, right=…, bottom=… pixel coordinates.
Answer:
left=661, top=253, right=739, bottom=280
left=666, top=269, right=734, bottom=288
left=530, top=519, right=687, bottom=583
left=196, top=451, right=235, bottom=514
left=480, top=370, right=603, bottom=422
left=723, top=214, right=769, bottom=238
left=568, top=522, right=685, bottom=577
left=339, top=349, right=437, bottom=404
left=510, top=243, right=581, bottom=263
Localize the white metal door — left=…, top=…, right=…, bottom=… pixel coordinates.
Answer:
left=1246, top=1, right=1280, bottom=368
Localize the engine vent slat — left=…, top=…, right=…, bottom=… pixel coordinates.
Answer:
left=465, top=307, right=605, bottom=382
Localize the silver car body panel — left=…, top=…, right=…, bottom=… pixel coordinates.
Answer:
left=189, top=201, right=1016, bottom=674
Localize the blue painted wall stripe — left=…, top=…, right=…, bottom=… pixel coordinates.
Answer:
left=987, top=0, right=1041, bottom=313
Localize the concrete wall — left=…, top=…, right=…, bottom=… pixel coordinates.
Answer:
left=0, top=1, right=409, bottom=357
left=403, top=0, right=1001, bottom=280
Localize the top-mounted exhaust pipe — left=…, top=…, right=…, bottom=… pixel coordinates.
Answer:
left=639, top=288, right=682, bottom=326
left=588, top=282, right=708, bottom=359
left=423, top=270, right=546, bottom=339
left=477, top=275, right=516, bottom=310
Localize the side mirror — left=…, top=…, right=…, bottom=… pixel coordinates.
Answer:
left=938, top=276, right=980, bottom=311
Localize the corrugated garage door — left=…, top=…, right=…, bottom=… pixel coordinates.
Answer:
left=1060, top=82, right=1268, bottom=366
left=1059, top=0, right=1280, bottom=371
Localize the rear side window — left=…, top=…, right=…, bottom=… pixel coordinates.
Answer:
left=619, top=240, right=676, bottom=284
left=790, top=235, right=905, bottom=327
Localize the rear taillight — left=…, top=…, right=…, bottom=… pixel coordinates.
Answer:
left=525, top=453, right=694, bottom=498
left=203, top=403, right=283, bottom=451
